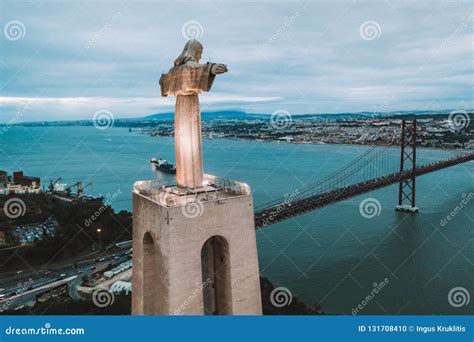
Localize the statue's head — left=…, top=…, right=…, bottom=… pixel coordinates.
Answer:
left=174, top=39, right=203, bottom=66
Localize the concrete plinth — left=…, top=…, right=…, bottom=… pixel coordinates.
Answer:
left=132, top=175, right=262, bottom=315
left=395, top=204, right=419, bottom=213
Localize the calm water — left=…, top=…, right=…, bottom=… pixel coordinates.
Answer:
left=1, top=126, right=472, bottom=315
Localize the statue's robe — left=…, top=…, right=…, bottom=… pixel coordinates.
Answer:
left=160, top=63, right=216, bottom=189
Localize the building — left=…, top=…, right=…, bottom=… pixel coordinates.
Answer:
left=110, top=281, right=132, bottom=295
left=13, top=171, right=41, bottom=187
left=0, top=171, right=42, bottom=194
left=0, top=170, right=7, bottom=184
left=104, top=260, right=132, bottom=279
left=0, top=170, right=8, bottom=192
left=12, top=216, right=58, bottom=244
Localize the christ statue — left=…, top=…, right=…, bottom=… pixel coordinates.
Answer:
left=160, top=39, right=228, bottom=189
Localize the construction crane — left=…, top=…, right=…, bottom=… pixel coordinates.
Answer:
left=69, top=181, right=93, bottom=197
left=81, top=181, right=93, bottom=196
left=64, top=181, right=82, bottom=197
left=48, top=177, right=62, bottom=193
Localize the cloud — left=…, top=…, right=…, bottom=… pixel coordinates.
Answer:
left=0, top=95, right=282, bottom=121
left=1, top=0, right=472, bottom=121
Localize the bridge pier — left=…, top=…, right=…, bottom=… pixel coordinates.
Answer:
left=395, top=204, right=419, bottom=213
left=395, top=119, right=419, bottom=213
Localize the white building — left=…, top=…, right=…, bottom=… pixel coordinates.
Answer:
left=110, top=281, right=132, bottom=295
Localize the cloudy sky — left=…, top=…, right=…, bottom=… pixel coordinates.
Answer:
left=1, top=0, right=472, bottom=122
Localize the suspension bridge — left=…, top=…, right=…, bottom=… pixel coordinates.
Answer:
left=254, top=119, right=474, bottom=228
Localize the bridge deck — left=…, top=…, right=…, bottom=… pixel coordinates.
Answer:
left=254, top=153, right=474, bottom=228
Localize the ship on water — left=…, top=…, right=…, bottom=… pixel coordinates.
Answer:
left=150, top=158, right=176, bottom=174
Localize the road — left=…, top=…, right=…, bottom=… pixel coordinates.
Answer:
left=0, top=250, right=131, bottom=312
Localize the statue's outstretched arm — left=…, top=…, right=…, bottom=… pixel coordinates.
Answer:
left=211, top=63, right=228, bottom=75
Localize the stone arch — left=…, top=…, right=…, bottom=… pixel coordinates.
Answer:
left=143, top=231, right=159, bottom=314
left=201, top=235, right=232, bottom=315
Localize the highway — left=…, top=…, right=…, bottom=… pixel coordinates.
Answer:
left=0, top=250, right=131, bottom=312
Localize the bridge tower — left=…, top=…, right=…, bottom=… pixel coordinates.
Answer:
left=395, top=119, right=419, bottom=213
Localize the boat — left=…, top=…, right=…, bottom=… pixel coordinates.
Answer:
left=151, top=158, right=176, bottom=174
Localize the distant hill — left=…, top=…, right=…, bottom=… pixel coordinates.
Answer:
left=139, top=109, right=470, bottom=122
left=11, top=109, right=473, bottom=126
left=139, top=110, right=387, bottom=122
left=142, top=110, right=251, bottom=121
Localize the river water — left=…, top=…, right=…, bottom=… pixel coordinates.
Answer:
left=1, top=126, right=472, bottom=315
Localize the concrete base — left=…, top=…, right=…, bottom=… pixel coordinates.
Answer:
left=395, top=204, right=419, bottom=213
left=131, top=177, right=262, bottom=315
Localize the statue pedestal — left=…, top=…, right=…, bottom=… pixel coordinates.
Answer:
left=132, top=176, right=262, bottom=315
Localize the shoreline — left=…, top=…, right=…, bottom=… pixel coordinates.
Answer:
left=144, top=131, right=473, bottom=152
